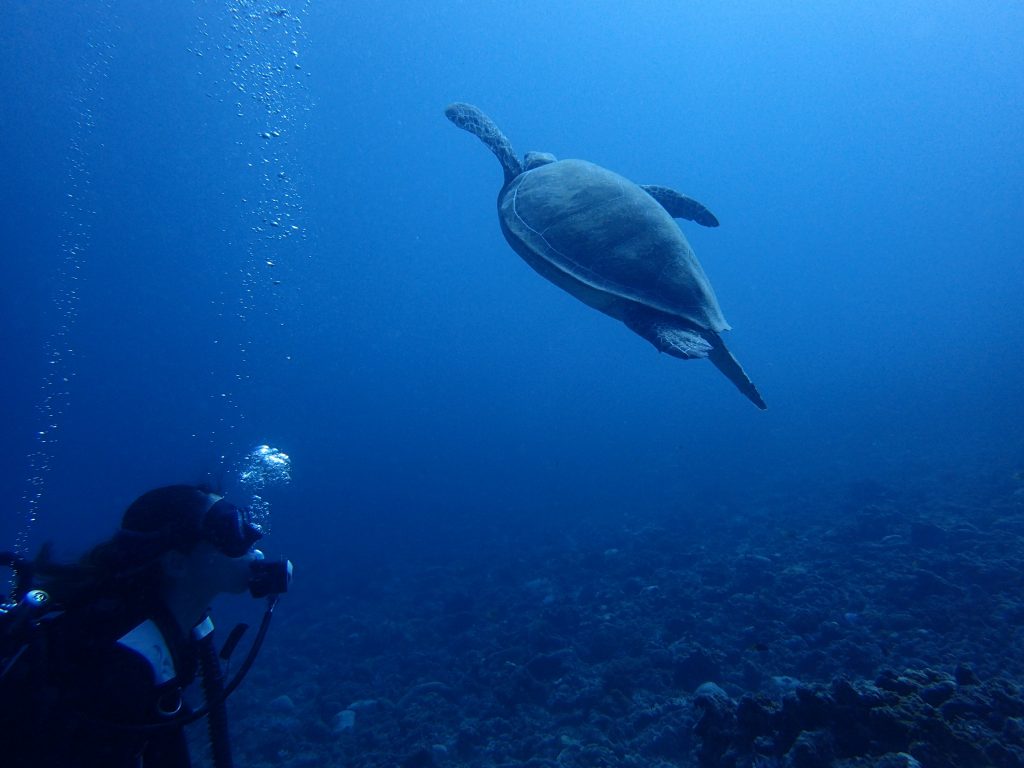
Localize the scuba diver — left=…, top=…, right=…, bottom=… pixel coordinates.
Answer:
left=0, top=484, right=292, bottom=768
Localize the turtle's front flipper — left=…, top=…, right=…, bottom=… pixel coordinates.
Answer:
left=641, top=185, right=719, bottom=227
left=445, top=103, right=523, bottom=184
left=706, top=334, right=767, bottom=410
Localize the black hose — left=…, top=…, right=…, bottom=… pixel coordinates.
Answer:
left=84, top=594, right=280, bottom=735
left=197, top=630, right=233, bottom=768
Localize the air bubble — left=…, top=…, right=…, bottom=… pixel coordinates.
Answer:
left=17, top=7, right=113, bottom=556
left=190, top=0, right=310, bottom=465
left=239, top=444, right=291, bottom=489
left=237, top=444, right=292, bottom=530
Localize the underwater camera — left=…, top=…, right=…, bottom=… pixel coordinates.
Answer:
left=249, top=557, right=292, bottom=598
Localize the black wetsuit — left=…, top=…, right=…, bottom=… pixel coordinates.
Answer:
left=0, top=593, right=198, bottom=768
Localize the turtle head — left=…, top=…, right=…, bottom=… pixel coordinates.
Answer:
left=524, top=151, right=557, bottom=170
left=445, top=102, right=524, bottom=184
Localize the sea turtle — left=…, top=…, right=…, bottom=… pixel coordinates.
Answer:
left=445, top=102, right=766, bottom=410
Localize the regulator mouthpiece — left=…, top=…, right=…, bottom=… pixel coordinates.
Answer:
left=249, top=559, right=292, bottom=598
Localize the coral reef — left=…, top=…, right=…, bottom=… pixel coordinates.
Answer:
left=193, top=468, right=1024, bottom=767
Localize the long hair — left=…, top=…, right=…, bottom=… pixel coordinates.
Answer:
left=25, top=536, right=161, bottom=611
left=21, top=485, right=213, bottom=610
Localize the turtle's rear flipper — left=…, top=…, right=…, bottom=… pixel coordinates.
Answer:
left=445, top=102, right=523, bottom=183
left=706, top=334, right=767, bottom=410
left=625, top=316, right=765, bottom=408
left=630, top=319, right=714, bottom=360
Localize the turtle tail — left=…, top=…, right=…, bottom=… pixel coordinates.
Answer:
left=445, top=102, right=523, bottom=184
left=707, top=334, right=767, bottom=410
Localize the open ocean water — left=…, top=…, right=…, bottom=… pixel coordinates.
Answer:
left=2, top=2, right=1023, bottom=766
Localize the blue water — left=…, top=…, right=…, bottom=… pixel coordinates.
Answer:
left=2, top=1, right=1022, bottom=593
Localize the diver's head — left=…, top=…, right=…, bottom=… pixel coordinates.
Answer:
left=121, top=485, right=263, bottom=560
left=118, top=486, right=271, bottom=626
left=116, top=485, right=272, bottom=603
left=28, top=485, right=285, bottom=629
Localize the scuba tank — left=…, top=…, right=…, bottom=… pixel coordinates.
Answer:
left=2, top=550, right=292, bottom=768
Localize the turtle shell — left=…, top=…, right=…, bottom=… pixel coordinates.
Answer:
left=499, top=159, right=729, bottom=333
